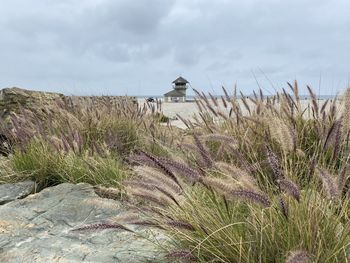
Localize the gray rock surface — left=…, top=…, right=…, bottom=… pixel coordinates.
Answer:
left=0, top=181, right=36, bottom=205
left=0, top=183, right=166, bottom=263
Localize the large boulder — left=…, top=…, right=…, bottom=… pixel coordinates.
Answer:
left=0, top=183, right=166, bottom=263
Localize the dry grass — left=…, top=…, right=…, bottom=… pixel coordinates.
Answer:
left=0, top=82, right=349, bottom=262
left=125, top=82, right=350, bottom=262
left=0, top=96, right=180, bottom=188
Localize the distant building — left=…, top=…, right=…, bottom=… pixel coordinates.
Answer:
left=164, top=76, right=189, bottom=102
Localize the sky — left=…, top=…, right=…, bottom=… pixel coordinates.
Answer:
left=0, top=0, right=349, bottom=96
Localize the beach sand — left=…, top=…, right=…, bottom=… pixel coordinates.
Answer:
left=138, top=98, right=340, bottom=129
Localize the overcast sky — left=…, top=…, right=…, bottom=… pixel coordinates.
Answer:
left=0, top=0, right=349, bottom=96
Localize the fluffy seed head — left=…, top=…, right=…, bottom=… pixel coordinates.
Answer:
left=341, top=87, right=350, bottom=134
left=158, top=157, right=201, bottom=182
left=265, top=146, right=283, bottom=181
left=215, top=162, right=251, bottom=178
left=135, top=166, right=183, bottom=194
left=316, top=168, right=339, bottom=200
left=268, top=117, right=295, bottom=153
left=278, top=197, right=289, bottom=218
left=228, top=189, right=271, bottom=207
left=193, top=134, right=214, bottom=168
left=277, top=179, right=301, bottom=202
left=135, top=150, right=182, bottom=188
left=72, top=223, right=133, bottom=232
left=130, top=220, right=164, bottom=229
left=166, top=220, right=196, bottom=231
left=202, top=176, right=236, bottom=195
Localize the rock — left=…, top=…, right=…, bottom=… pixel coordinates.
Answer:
left=0, top=181, right=36, bottom=205
left=0, top=183, right=166, bottom=263
left=0, top=87, right=64, bottom=121
left=0, top=87, right=138, bottom=124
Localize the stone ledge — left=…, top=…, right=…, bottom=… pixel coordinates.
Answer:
left=0, top=183, right=166, bottom=263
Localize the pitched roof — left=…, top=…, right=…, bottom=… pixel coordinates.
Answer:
left=172, top=76, right=189, bottom=84
left=164, top=89, right=186, bottom=97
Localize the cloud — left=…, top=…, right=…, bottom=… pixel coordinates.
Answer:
left=101, top=0, right=175, bottom=34
left=0, top=0, right=349, bottom=95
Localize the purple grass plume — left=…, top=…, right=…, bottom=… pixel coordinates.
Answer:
left=286, top=249, right=311, bottom=263
left=193, top=134, right=214, bottom=168
left=135, top=150, right=182, bottom=188
left=228, top=189, right=271, bottom=207
left=158, top=157, right=201, bottom=182
left=72, top=223, right=133, bottom=233
left=265, top=146, right=283, bottom=181
left=278, top=197, right=289, bottom=219
left=277, top=179, right=301, bottom=202
left=166, top=220, right=196, bottom=231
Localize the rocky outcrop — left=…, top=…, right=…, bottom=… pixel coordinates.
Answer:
left=0, top=87, right=64, bottom=121
left=0, top=181, right=36, bottom=205
left=0, top=87, right=138, bottom=123
left=0, top=183, right=166, bottom=263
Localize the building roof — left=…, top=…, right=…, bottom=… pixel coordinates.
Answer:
left=164, top=89, right=186, bottom=97
left=172, top=76, right=189, bottom=84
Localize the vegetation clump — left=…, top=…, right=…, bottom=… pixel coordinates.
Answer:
left=126, top=82, right=350, bottom=262
left=0, top=83, right=349, bottom=262
left=0, top=96, right=177, bottom=189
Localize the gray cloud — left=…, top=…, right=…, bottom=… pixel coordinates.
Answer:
left=102, top=0, right=174, bottom=34
left=0, top=0, right=349, bottom=95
